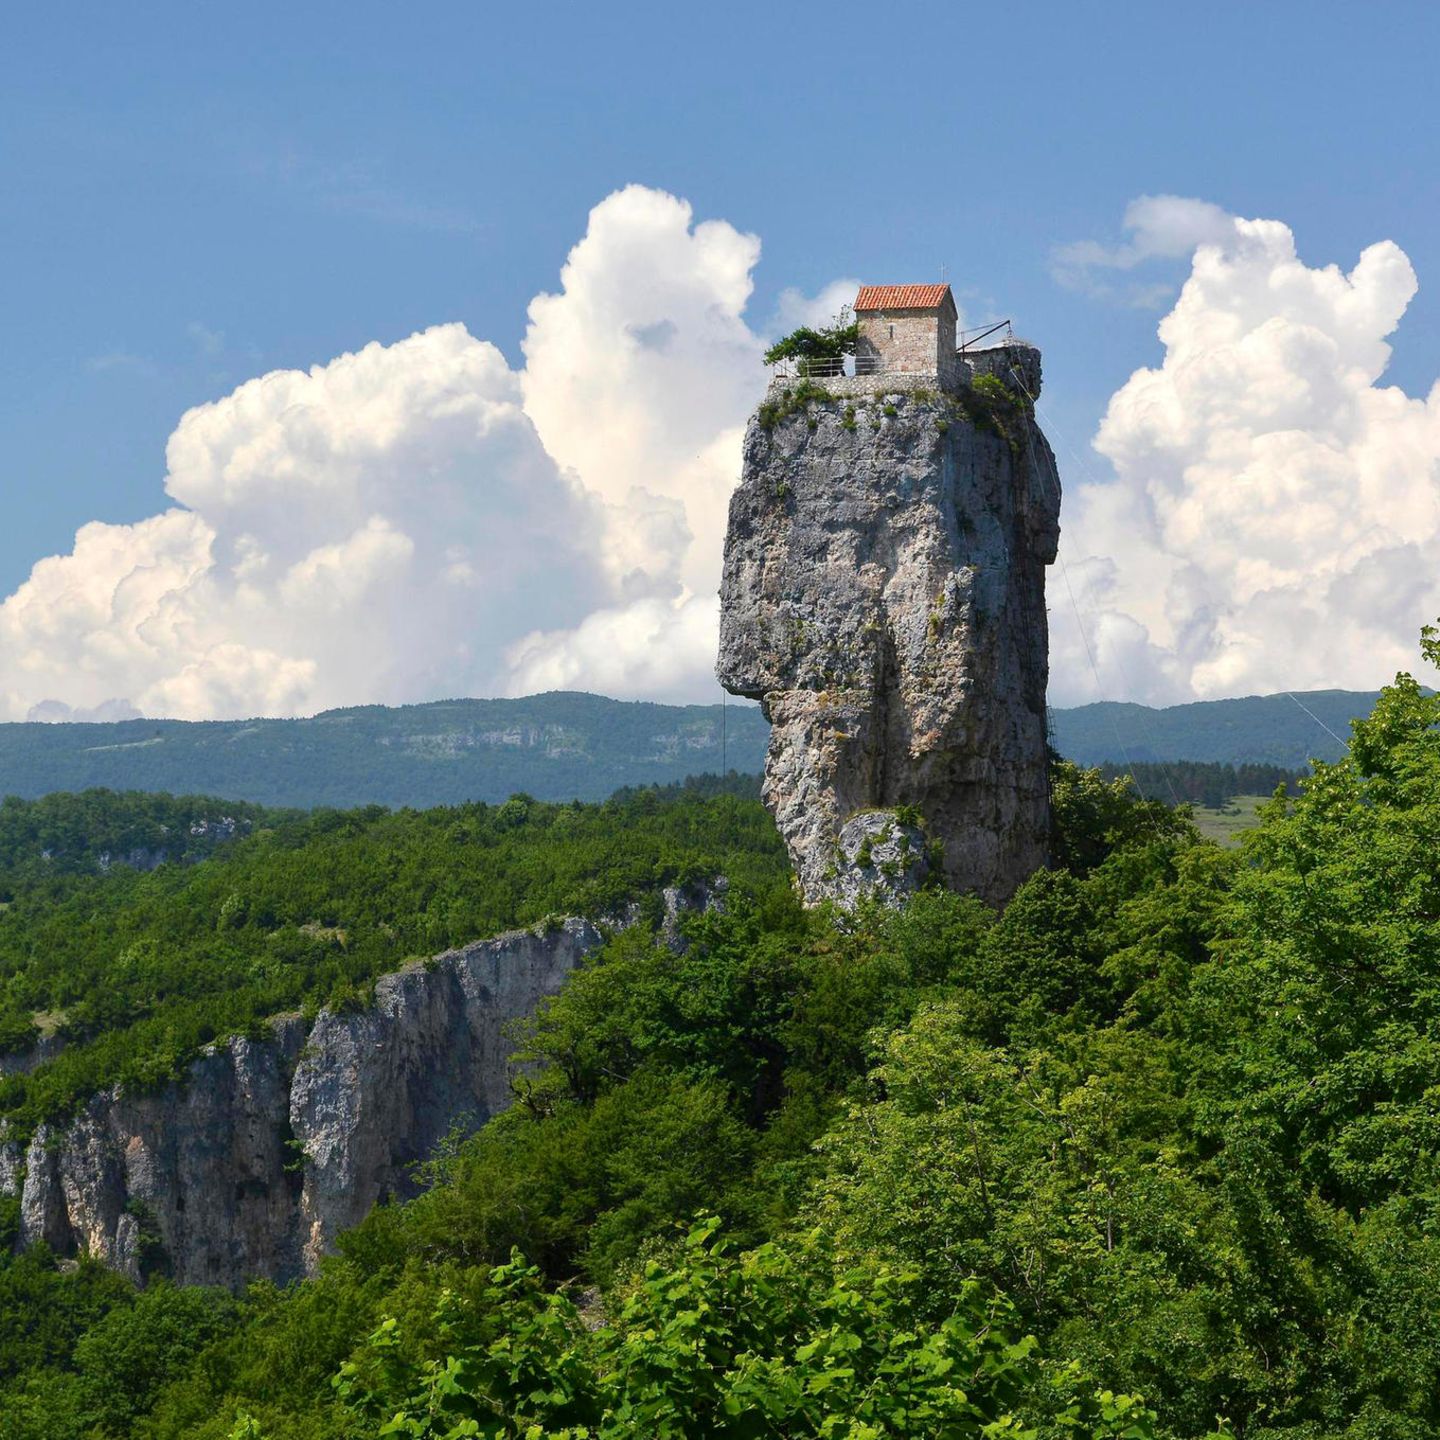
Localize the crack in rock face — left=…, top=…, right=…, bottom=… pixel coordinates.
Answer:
left=717, top=359, right=1060, bottom=906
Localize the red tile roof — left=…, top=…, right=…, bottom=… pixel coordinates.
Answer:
left=854, top=283, right=954, bottom=312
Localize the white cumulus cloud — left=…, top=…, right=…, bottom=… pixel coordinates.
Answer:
left=2, top=185, right=845, bottom=721
left=503, top=186, right=775, bottom=700
left=1052, top=203, right=1440, bottom=706
left=768, top=277, right=864, bottom=334
left=1, top=322, right=612, bottom=721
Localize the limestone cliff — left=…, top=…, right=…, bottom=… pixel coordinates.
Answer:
left=0, top=886, right=719, bottom=1286
left=717, top=346, right=1060, bottom=905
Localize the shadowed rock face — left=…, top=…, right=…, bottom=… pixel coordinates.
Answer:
left=0, top=885, right=722, bottom=1287
left=717, top=360, right=1060, bottom=906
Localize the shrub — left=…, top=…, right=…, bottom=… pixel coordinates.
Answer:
left=757, top=381, right=834, bottom=432
left=962, top=372, right=1029, bottom=453
left=332, top=1219, right=1163, bottom=1440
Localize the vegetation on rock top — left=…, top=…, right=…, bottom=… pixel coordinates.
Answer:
left=756, top=380, right=836, bottom=432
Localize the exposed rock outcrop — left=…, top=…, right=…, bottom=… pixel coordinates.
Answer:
left=0, top=1033, right=66, bottom=1078
left=717, top=346, right=1060, bottom=906
left=0, top=902, right=711, bottom=1287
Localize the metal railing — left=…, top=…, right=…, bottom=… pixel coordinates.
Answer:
left=767, top=353, right=892, bottom=381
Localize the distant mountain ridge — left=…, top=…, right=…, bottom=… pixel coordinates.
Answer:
left=0, top=693, right=769, bottom=808
left=1050, top=689, right=1377, bottom=769
left=0, top=688, right=1383, bottom=808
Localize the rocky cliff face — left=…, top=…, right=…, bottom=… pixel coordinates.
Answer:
left=717, top=349, right=1060, bottom=906
left=0, top=1033, right=66, bottom=1079
left=0, top=893, right=713, bottom=1287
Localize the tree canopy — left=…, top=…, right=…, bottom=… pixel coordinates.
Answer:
left=762, top=321, right=860, bottom=368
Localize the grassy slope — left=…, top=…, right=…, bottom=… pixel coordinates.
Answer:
left=1187, top=793, right=1270, bottom=845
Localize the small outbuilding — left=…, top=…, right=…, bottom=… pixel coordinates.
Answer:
left=853, top=284, right=958, bottom=379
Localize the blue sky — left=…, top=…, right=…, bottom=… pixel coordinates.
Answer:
left=4, top=0, right=1439, bottom=717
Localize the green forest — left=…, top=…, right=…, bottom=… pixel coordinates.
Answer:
left=0, top=776, right=779, bottom=1128
left=5, top=640, right=1440, bottom=1437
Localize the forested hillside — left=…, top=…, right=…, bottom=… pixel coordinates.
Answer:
left=2, top=643, right=1440, bottom=1436
left=0, top=777, right=781, bottom=1125
left=0, top=791, right=287, bottom=879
